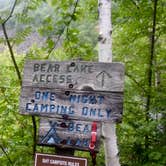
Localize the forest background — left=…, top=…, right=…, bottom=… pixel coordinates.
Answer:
left=0, top=0, right=165, bottom=165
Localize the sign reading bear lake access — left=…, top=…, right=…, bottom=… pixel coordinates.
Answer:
left=35, top=153, right=87, bottom=166
left=38, top=118, right=101, bottom=151
left=20, top=88, right=123, bottom=122
left=20, top=60, right=124, bottom=122
left=22, top=60, right=124, bottom=92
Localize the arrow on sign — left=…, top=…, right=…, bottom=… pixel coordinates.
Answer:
left=96, top=71, right=112, bottom=87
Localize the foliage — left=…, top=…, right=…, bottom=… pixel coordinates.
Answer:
left=0, top=0, right=166, bottom=165
left=112, top=0, right=166, bottom=165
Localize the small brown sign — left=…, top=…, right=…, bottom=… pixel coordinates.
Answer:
left=35, top=153, right=88, bottom=166
left=38, top=118, right=101, bottom=151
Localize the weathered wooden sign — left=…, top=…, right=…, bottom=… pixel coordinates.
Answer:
left=19, top=60, right=124, bottom=151
left=20, top=88, right=123, bottom=122
left=22, top=60, right=124, bottom=92
left=35, top=153, right=88, bottom=166
left=38, top=118, right=101, bottom=151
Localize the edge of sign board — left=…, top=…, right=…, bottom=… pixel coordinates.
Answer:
left=19, top=87, right=123, bottom=123
left=37, top=117, right=101, bottom=152
left=37, top=142, right=100, bottom=152
left=25, top=59, right=124, bottom=65
left=22, top=60, right=125, bottom=92
left=34, top=152, right=88, bottom=166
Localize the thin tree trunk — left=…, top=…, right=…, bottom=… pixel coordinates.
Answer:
left=98, top=0, right=112, bottom=62
left=98, top=0, right=120, bottom=166
left=1, top=0, right=37, bottom=159
left=145, top=0, right=158, bottom=155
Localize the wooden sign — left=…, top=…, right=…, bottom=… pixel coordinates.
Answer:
left=20, top=88, right=123, bottom=122
left=22, top=60, right=124, bottom=92
left=35, top=153, right=88, bottom=166
left=38, top=118, right=101, bottom=151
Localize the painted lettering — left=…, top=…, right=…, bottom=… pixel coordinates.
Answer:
left=41, top=63, right=46, bottom=72
left=33, top=63, right=60, bottom=72
left=47, top=64, right=60, bottom=72
left=82, top=138, right=89, bottom=147
left=82, top=107, right=88, bottom=116
left=98, top=95, right=104, bottom=104
left=68, top=122, right=74, bottom=132
left=82, top=95, right=88, bottom=103
left=41, top=104, right=48, bottom=112
left=98, top=109, right=104, bottom=117
left=32, top=74, right=38, bottom=82
left=32, top=74, right=72, bottom=84
left=69, top=95, right=104, bottom=104
left=46, top=74, right=51, bottom=82
left=59, top=75, right=65, bottom=83
left=76, top=123, right=81, bottom=132
left=66, top=75, right=72, bottom=83
left=42, top=158, right=49, bottom=164
left=81, top=107, right=111, bottom=119
left=68, top=162, right=80, bottom=166
left=50, top=159, right=67, bottom=165
left=34, top=63, right=40, bottom=72
left=68, top=122, right=91, bottom=134
left=66, top=64, right=94, bottom=74
left=53, top=74, right=58, bottom=83
left=75, top=139, right=81, bottom=146
left=35, top=91, right=56, bottom=101
left=66, top=137, right=89, bottom=147
left=25, top=103, right=75, bottom=114
left=90, top=108, right=96, bottom=116
left=40, top=74, right=45, bottom=82
left=83, top=124, right=90, bottom=134
left=25, top=103, right=31, bottom=112
left=106, top=108, right=112, bottom=118
left=34, top=104, right=39, bottom=112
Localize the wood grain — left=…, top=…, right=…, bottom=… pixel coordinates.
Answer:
left=22, top=60, right=124, bottom=92
left=20, top=87, right=123, bottom=122
left=38, top=118, right=101, bottom=151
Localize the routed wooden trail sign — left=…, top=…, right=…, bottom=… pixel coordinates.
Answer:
left=20, top=60, right=124, bottom=122
left=19, top=60, right=124, bottom=151
left=22, top=60, right=124, bottom=92
left=20, top=88, right=123, bottom=122
left=35, top=153, right=88, bottom=166
left=38, top=118, right=101, bottom=151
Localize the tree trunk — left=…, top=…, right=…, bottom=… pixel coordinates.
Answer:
left=98, top=0, right=120, bottom=166
left=145, top=0, right=158, bottom=157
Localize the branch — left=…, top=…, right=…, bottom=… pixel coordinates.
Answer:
left=145, top=0, right=158, bottom=157
left=131, top=0, right=140, bottom=9
left=125, top=72, right=147, bottom=94
left=47, top=0, right=79, bottom=58
left=1, top=0, right=21, bottom=85
left=0, top=144, right=13, bottom=165
left=1, top=0, right=37, bottom=158
left=66, top=0, right=79, bottom=33
left=2, top=0, right=18, bottom=24
left=32, top=116, right=37, bottom=157
left=1, top=24, right=22, bottom=85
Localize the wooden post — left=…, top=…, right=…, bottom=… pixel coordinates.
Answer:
left=56, top=147, right=74, bottom=156
left=98, top=0, right=120, bottom=166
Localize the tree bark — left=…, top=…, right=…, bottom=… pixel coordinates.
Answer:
left=145, top=0, right=158, bottom=155
left=1, top=0, right=37, bottom=159
left=98, top=0, right=112, bottom=62
left=98, top=0, right=120, bottom=166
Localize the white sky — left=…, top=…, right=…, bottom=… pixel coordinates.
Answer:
left=0, top=0, right=15, bottom=10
